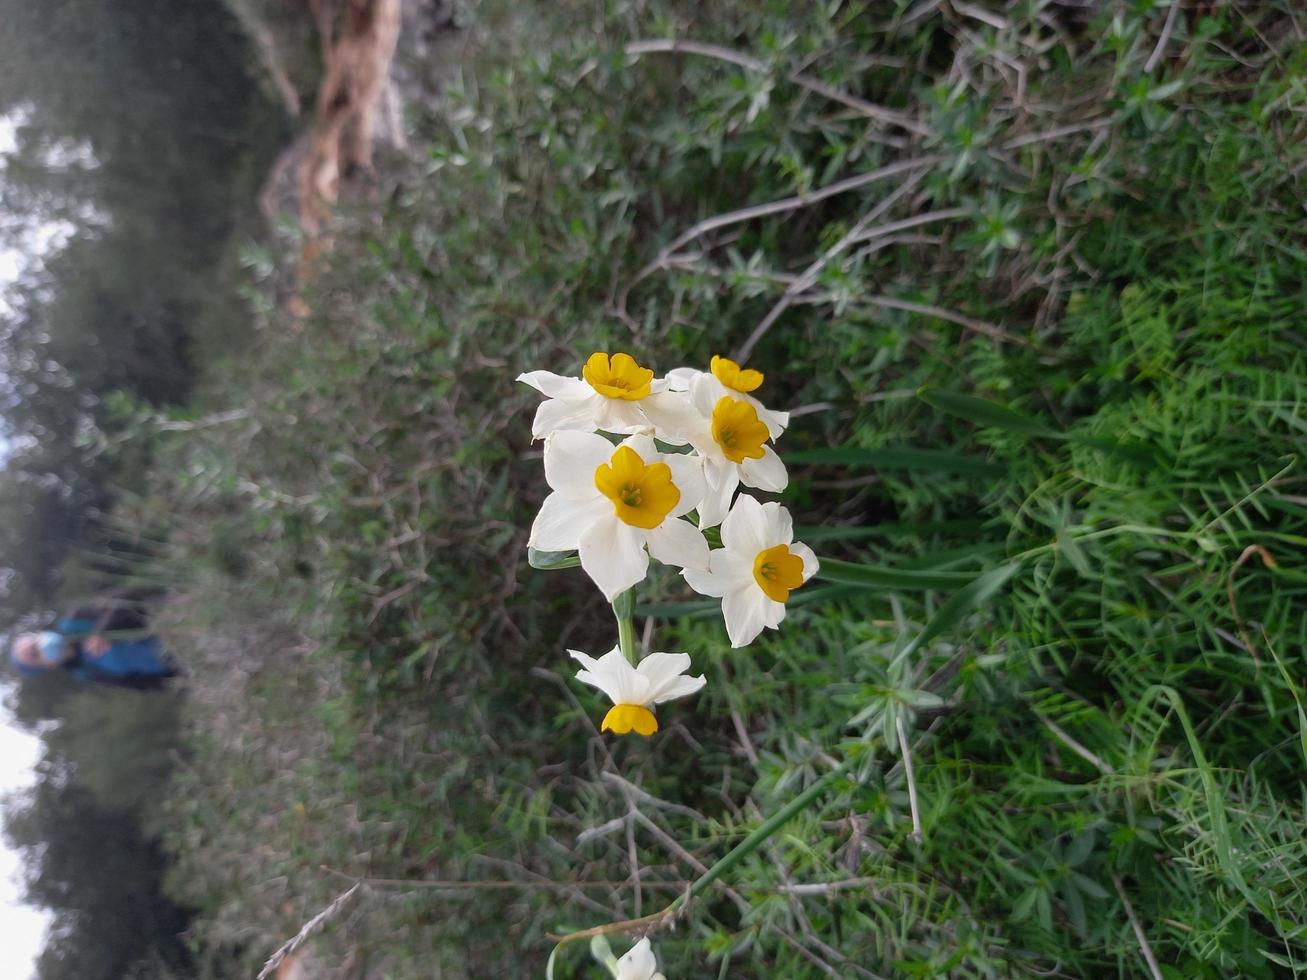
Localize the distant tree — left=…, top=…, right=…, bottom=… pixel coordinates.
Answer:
left=0, top=0, right=289, bottom=622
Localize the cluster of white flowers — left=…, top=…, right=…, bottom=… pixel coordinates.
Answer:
left=520, top=351, right=818, bottom=738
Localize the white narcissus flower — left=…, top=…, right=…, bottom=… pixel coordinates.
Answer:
left=529, top=431, right=708, bottom=600
left=614, top=937, right=666, bottom=980
left=570, top=647, right=705, bottom=737
left=647, top=371, right=787, bottom=527
left=683, top=495, right=818, bottom=648
left=518, top=351, right=684, bottom=440
left=667, top=354, right=790, bottom=439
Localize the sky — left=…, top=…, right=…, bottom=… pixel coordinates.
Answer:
left=0, top=683, right=50, bottom=980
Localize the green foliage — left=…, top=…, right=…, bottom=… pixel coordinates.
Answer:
left=91, top=0, right=1307, bottom=977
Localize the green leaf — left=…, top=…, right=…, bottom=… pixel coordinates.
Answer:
left=785, top=445, right=1004, bottom=477
left=897, top=688, right=944, bottom=708
left=528, top=547, right=581, bottom=570
left=638, top=584, right=862, bottom=620
left=895, top=562, right=1024, bottom=663
left=817, top=558, right=977, bottom=590
left=917, top=386, right=1062, bottom=438
left=795, top=518, right=988, bottom=543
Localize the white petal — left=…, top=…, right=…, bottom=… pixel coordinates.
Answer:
left=636, top=652, right=704, bottom=704
left=639, top=390, right=701, bottom=444
left=722, top=583, right=769, bottom=648
left=759, top=500, right=795, bottom=546
left=696, top=461, right=738, bottom=529
left=689, top=372, right=725, bottom=415
left=682, top=566, right=725, bottom=598
left=746, top=395, right=790, bottom=438
left=532, top=395, right=599, bottom=439
left=664, top=452, right=706, bottom=517
left=568, top=647, right=616, bottom=701
left=595, top=399, right=654, bottom=434
left=579, top=514, right=649, bottom=601
left=791, top=541, right=820, bottom=582
left=518, top=370, right=591, bottom=399
left=720, top=494, right=768, bottom=556
left=762, top=596, right=788, bottom=630
left=684, top=548, right=753, bottom=598
left=619, top=432, right=659, bottom=460
left=528, top=492, right=605, bottom=551
left=544, top=430, right=615, bottom=497
left=739, top=446, right=788, bottom=493
left=632, top=655, right=695, bottom=700
left=711, top=549, right=755, bottom=582
left=571, top=647, right=648, bottom=704
left=665, top=367, right=700, bottom=391
left=644, top=518, right=709, bottom=571
left=616, top=938, right=659, bottom=980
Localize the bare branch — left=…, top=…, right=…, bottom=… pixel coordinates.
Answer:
left=1145, top=2, right=1182, bottom=74
left=620, top=156, right=938, bottom=312
left=862, top=295, right=1025, bottom=345
left=1112, top=874, right=1165, bottom=980
left=257, top=883, right=362, bottom=980
left=896, top=716, right=924, bottom=844
left=733, top=171, right=934, bottom=362
left=1032, top=708, right=1114, bottom=776
left=618, top=39, right=929, bottom=136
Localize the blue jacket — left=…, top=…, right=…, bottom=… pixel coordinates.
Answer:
left=57, top=617, right=176, bottom=681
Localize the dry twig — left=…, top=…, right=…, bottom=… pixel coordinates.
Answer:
left=257, top=883, right=362, bottom=980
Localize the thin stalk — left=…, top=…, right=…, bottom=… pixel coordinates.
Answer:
left=613, top=590, right=638, bottom=664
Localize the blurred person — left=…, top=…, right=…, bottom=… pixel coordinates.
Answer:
left=9, top=597, right=176, bottom=687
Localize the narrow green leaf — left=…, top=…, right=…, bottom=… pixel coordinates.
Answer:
left=816, top=558, right=976, bottom=590
left=918, top=386, right=1063, bottom=438
left=528, top=547, right=581, bottom=570
left=795, top=518, right=988, bottom=543
left=895, top=562, right=1024, bottom=662
left=786, top=445, right=1004, bottom=477
left=638, top=584, right=861, bottom=620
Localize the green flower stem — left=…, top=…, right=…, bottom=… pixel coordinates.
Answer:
left=674, top=756, right=854, bottom=908
left=547, top=755, right=856, bottom=959
left=612, top=589, right=637, bottom=665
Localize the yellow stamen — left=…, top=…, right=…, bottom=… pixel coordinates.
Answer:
left=594, top=446, right=680, bottom=529
left=711, top=355, right=764, bottom=393
left=602, top=703, right=658, bottom=736
left=752, top=544, right=806, bottom=603
left=711, top=397, right=769, bottom=464
left=583, top=352, right=654, bottom=401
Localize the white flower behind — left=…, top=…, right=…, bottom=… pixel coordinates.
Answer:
left=667, top=355, right=790, bottom=438
left=683, top=495, right=818, bottom=648
left=650, top=372, right=788, bottom=528
left=571, top=647, right=705, bottom=736
left=518, top=351, right=685, bottom=440
left=528, top=431, right=708, bottom=600
left=615, top=938, right=666, bottom=980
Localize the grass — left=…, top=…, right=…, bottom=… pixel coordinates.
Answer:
left=101, top=1, right=1307, bottom=976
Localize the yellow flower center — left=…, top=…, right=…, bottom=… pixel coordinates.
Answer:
left=594, top=445, right=680, bottom=530
left=752, top=544, right=806, bottom=603
left=711, top=355, right=764, bottom=393
left=711, top=396, right=769, bottom=464
left=602, top=704, right=658, bottom=736
left=583, top=352, right=654, bottom=401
